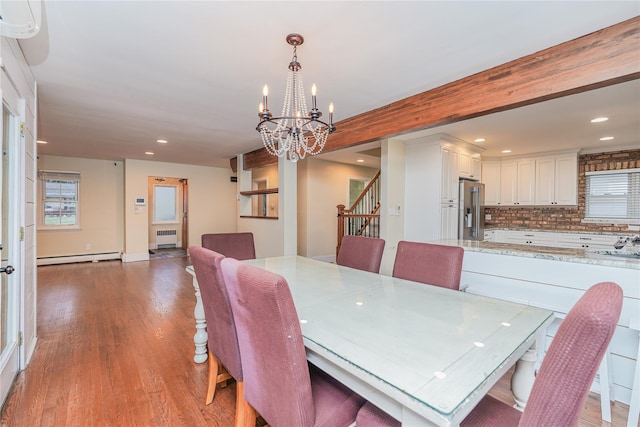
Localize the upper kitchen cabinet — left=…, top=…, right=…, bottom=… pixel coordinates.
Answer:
left=459, top=151, right=482, bottom=180
left=482, top=152, right=577, bottom=206
left=441, top=148, right=459, bottom=203
left=535, top=153, right=578, bottom=205
left=481, top=162, right=501, bottom=205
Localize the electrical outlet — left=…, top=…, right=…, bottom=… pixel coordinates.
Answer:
left=485, top=214, right=492, bottom=221
left=85, top=243, right=91, bottom=250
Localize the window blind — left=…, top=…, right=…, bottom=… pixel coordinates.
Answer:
left=38, top=170, right=81, bottom=182
left=585, top=169, right=640, bottom=219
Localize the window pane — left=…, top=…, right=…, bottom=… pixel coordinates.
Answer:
left=44, top=202, right=62, bottom=225
left=45, top=180, right=62, bottom=198
left=155, top=186, right=177, bottom=221
left=586, top=171, right=640, bottom=219
left=42, top=177, right=79, bottom=227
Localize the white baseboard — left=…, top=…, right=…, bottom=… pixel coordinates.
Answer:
left=37, top=252, right=122, bottom=266
left=121, top=252, right=150, bottom=263
left=23, top=335, right=37, bottom=368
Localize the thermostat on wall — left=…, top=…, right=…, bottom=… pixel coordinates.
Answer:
left=135, top=197, right=146, bottom=206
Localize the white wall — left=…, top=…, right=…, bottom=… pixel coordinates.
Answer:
left=298, top=158, right=378, bottom=259
left=1, top=36, right=38, bottom=367
left=124, top=159, right=237, bottom=262
left=36, top=156, right=124, bottom=258
left=379, top=138, right=406, bottom=276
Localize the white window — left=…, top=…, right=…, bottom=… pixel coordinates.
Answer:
left=585, top=169, right=640, bottom=222
left=154, top=185, right=178, bottom=223
left=38, top=171, right=81, bottom=229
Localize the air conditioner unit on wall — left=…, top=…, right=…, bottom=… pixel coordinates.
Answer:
left=156, top=229, right=178, bottom=249
left=0, top=0, right=42, bottom=39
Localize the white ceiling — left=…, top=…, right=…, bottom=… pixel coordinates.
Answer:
left=19, top=1, right=640, bottom=169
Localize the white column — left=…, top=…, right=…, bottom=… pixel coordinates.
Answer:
left=279, top=156, right=297, bottom=256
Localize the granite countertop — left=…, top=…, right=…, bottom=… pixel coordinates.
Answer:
left=434, top=239, right=640, bottom=270
left=484, top=228, right=628, bottom=237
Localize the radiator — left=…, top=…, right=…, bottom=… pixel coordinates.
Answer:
left=156, top=229, right=178, bottom=248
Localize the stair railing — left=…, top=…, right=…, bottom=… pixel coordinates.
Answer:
left=336, top=170, right=381, bottom=256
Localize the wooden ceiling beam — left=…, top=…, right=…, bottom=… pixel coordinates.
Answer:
left=238, top=16, right=640, bottom=171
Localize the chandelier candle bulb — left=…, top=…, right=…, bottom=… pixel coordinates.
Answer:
left=262, top=85, right=269, bottom=111
left=311, top=84, right=317, bottom=110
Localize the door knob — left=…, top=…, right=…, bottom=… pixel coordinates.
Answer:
left=1, top=265, right=15, bottom=275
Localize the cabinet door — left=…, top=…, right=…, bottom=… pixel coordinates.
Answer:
left=470, top=157, right=481, bottom=180
left=440, top=203, right=458, bottom=240
left=554, top=156, right=577, bottom=205
left=535, top=157, right=555, bottom=205
left=459, top=152, right=471, bottom=178
left=517, top=159, right=536, bottom=205
left=500, top=162, right=518, bottom=205
left=482, top=163, right=501, bottom=205
left=441, top=149, right=459, bottom=203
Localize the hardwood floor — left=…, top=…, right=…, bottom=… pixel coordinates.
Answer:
left=0, top=258, right=631, bottom=426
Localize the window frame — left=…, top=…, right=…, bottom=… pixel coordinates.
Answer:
left=38, top=170, right=81, bottom=230
left=583, top=168, right=640, bottom=225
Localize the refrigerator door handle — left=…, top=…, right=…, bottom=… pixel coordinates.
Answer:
left=471, top=186, right=479, bottom=238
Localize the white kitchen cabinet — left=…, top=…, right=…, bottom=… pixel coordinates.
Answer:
left=483, top=230, right=495, bottom=241
left=482, top=162, right=501, bottom=205
left=502, top=230, right=556, bottom=247
left=500, top=162, right=518, bottom=205
left=441, top=148, right=459, bottom=203
left=459, top=152, right=471, bottom=178
left=555, top=233, right=621, bottom=249
left=516, top=159, right=536, bottom=205
left=440, top=203, right=459, bottom=240
left=535, top=154, right=577, bottom=205
left=471, top=157, right=481, bottom=180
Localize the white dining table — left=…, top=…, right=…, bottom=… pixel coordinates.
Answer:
left=186, top=256, right=554, bottom=426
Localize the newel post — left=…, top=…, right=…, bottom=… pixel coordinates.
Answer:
left=337, top=204, right=346, bottom=257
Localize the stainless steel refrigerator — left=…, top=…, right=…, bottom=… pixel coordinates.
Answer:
left=459, top=179, right=485, bottom=240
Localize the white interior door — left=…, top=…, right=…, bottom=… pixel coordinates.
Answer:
left=0, top=102, right=19, bottom=407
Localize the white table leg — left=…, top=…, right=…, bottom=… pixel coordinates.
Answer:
left=511, top=342, right=537, bottom=411
left=192, top=276, right=208, bottom=364
left=598, top=351, right=613, bottom=423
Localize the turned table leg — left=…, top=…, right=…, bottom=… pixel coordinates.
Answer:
left=192, top=275, right=208, bottom=364
left=511, top=340, right=538, bottom=411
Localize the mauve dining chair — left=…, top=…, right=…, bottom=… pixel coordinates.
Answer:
left=220, top=257, right=365, bottom=427
left=392, top=241, right=464, bottom=290
left=201, top=232, right=256, bottom=260
left=356, top=281, right=624, bottom=427
left=336, top=235, right=386, bottom=273
left=188, top=246, right=256, bottom=427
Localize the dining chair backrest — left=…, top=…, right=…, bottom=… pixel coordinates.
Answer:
left=220, top=257, right=316, bottom=426
left=518, top=281, right=623, bottom=427
left=336, top=235, right=386, bottom=273
left=201, top=232, right=256, bottom=260
left=188, top=246, right=242, bottom=381
left=392, top=241, right=464, bottom=290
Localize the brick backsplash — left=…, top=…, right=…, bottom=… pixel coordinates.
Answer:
left=484, top=149, right=640, bottom=233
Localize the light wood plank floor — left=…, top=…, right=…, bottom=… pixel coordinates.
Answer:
left=0, top=257, right=631, bottom=426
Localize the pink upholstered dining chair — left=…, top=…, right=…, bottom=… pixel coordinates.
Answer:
left=355, top=281, right=624, bottom=427
left=392, top=241, right=464, bottom=290
left=188, top=246, right=256, bottom=426
left=201, top=232, right=256, bottom=260
left=220, top=257, right=365, bottom=427
left=336, top=235, right=385, bottom=273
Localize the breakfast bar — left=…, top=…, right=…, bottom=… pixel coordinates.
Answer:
left=433, top=239, right=640, bottom=426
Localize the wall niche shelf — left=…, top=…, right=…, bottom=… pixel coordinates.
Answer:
left=239, top=188, right=279, bottom=196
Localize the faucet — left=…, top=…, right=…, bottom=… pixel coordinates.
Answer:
left=613, top=235, right=640, bottom=249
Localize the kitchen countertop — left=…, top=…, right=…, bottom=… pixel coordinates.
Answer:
left=434, top=239, right=640, bottom=270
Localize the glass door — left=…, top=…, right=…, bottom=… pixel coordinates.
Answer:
left=0, top=103, right=18, bottom=407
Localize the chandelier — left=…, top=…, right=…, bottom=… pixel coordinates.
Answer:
left=257, top=33, right=335, bottom=163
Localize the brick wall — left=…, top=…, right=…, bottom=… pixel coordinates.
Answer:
left=484, top=149, right=640, bottom=233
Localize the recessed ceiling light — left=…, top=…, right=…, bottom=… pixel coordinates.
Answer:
left=599, top=136, right=615, bottom=141
left=590, top=117, right=608, bottom=123
left=157, top=139, right=168, bottom=144
left=36, top=140, right=48, bottom=144
left=474, top=138, right=485, bottom=143
left=356, top=159, right=364, bottom=163
left=501, top=149, right=512, bottom=154
left=145, top=151, right=155, bottom=155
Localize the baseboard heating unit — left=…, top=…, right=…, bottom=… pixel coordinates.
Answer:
left=37, top=252, right=122, bottom=266
left=156, top=229, right=178, bottom=248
